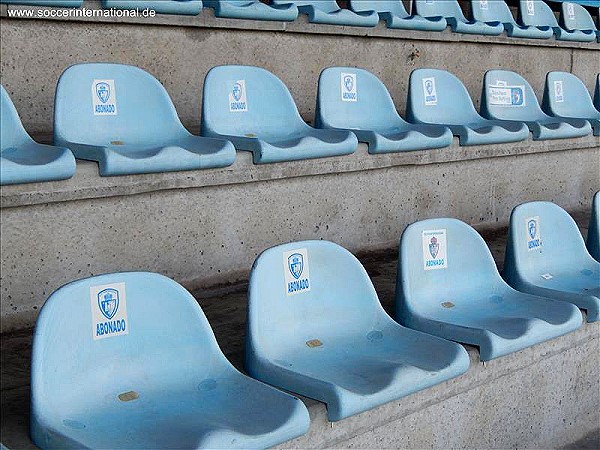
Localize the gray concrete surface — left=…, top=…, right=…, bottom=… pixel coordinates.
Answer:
left=2, top=142, right=599, bottom=331
left=1, top=217, right=598, bottom=449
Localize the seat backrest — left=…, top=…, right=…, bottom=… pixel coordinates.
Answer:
left=406, top=68, right=482, bottom=125
left=201, top=65, right=306, bottom=138
left=397, top=218, right=502, bottom=313
left=1, top=85, right=32, bottom=149
left=505, top=201, right=593, bottom=277
left=247, top=240, right=386, bottom=357
left=54, top=63, right=186, bottom=147
left=518, top=0, right=559, bottom=27
left=481, top=69, right=545, bottom=121
left=414, top=0, right=467, bottom=20
left=542, top=71, right=599, bottom=119
left=316, top=67, right=406, bottom=131
left=471, top=0, right=515, bottom=24
left=272, top=0, right=339, bottom=13
left=31, top=272, right=228, bottom=418
left=350, top=0, right=409, bottom=17
left=560, top=2, right=596, bottom=30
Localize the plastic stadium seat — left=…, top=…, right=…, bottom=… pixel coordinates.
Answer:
left=542, top=71, right=600, bottom=136
left=558, top=1, right=597, bottom=41
left=272, top=0, right=379, bottom=27
left=471, top=0, right=553, bottom=38
left=588, top=192, right=600, bottom=262
left=201, top=65, right=358, bottom=164
left=414, top=0, right=504, bottom=35
left=54, top=63, right=235, bottom=176
left=246, top=240, right=470, bottom=421
left=349, top=0, right=447, bottom=31
left=315, top=67, right=453, bottom=153
left=1, top=85, right=75, bottom=186
left=203, top=0, right=298, bottom=21
left=518, top=0, right=594, bottom=41
left=0, top=0, right=82, bottom=6
left=31, top=272, right=310, bottom=449
left=482, top=69, right=592, bottom=140
left=396, top=218, right=583, bottom=361
left=503, top=202, right=600, bottom=322
left=102, top=0, right=203, bottom=15
left=406, top=68, right=529, bottom=146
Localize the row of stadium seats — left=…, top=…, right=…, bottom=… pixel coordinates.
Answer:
left=2, top=0, right=600, bottom=41
left=2, top=63, right=599, bottom=184
left=30, top=197, right=600, bottom=448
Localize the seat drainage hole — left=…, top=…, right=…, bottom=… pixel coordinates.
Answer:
left=441, top=301, right=455, bottom=308
left=118, top=391, right=139, bottom=402
left=63, top=419, right=85, bottom=429
left=306, top=339, right=323, bottom=348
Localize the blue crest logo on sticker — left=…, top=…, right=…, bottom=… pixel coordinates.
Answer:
left=511, top=87, right=523, bottom=106
left=96, top=82, right=111, bottom=104
left=429, top=236, right=440, bottom=259
left=98, top=288, right=119, bottom=320
left=232, top=82, right=243, bottom=102
left=344, top=75, right=354, bottom=92
left=528, top=219, right=537, bottom=240
left=288, top=253, right=304, bottom=280
left=425, top=80, right=434, bottom=96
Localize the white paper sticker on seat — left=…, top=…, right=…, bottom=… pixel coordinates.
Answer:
left=479, top=0, right=489, bottom=10
left=488, top=84, right=526, bottom=107
left=229, top=79, right=248, bottom=112
left=283, top=248, right=311, bottom=296
left=340, top=72, right=357, bottom=102
left=567, top=3, right=575, bottom=20
left=423, top=229, right=447, bottom=270
left=554, top=80, right=564, bottom=103
left=422, top=77, right=437, bottom=106
left=91, top=282, right=129, bottom=340
left=526, top=0, right=535, bottom=15
left=526, top=216, right=542, bottom=251
left=92, top=80, right=117, bottom=116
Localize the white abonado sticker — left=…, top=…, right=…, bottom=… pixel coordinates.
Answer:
left=423, top=229, right=448, bottom=270
left=340, top=72, right=357, bottom=102
left=283, top=248, right=311, bottom=296
left=229, top=79, right=248, bottom=112
left=92, top=79, right=117, bottom=116
left=91, top=282, right=129, bottom=340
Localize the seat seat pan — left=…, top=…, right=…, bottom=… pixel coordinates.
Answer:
left=301, top=6, right=379, bottom=26
left=504, top=23, right=553, bottom=39
left=1, top=141, right=75, bottom=185
left=383, top=13, right=446, bottom=31
left=102, top=0, right=203, bottom=15
left=208, top=0, right=298, bottom=21
left=447, top=120, right=529, bottom=145
left=353, top=125, right=452, bottom=153
left=554, top=27, right=596, bottom=42
left=525, top=117, right=592, bottom=140
left=448, top=18, right=503, bottom=35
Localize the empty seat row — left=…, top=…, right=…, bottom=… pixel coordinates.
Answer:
left=2, top=63, right=598, bottom=184
left=2, top=0, right=599, bottom=41
left=31, top=197, right=599, bottom=448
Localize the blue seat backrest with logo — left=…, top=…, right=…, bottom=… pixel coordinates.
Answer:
left=414, top=0, right=504, bottom=34
left=588, top=192, right=600, bottom=262
left=350, top=0, right=447, bottom=30
left=396, top=217, right=583, bottom=360
left=0, top=0, right=82, bottom=6
left=102, top=0, right=203, bottom=15
left=203, top=0, right=299, bottom=21
left=471, top=0, right=554, bottom=38
left=246, top=240, right=470, bottom=420
left=542, top=71, right=600, bottom=135
left=517, top=0, right=560, bottom=27
left=518, top=0, right=595, bottom=40
left=558, top=1, right=597, bottom=41
left=503, top=201, right=600, bottom=322
left=31, top=271, right=310, bottom=449
left=272, top=0, right=379, bottom=26
left=1, top=85, right=76, bottom=185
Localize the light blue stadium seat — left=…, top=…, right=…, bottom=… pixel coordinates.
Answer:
left=272, top=0, right=379, bottom=27
left=201, top=65, right=358, bottom=164
left=102, top=0, right=203, bottom=15
left=204, top=0, right=298, bottom=21
left=396, top=218, right=583, bottom=361
left=471, top=0, right=553, bottom=38
left=558, top=1, right=597, bottom=41
left=31, top=272, right=310, bottom=449
left=414, top=0, right=504, bottom=35
left=518, top=0, right=594, bottom=41
left=349, top=0, right=447, bottom=31
left=0, top=0, right=82, bottom=6
left=315, top=67, right=453, bottom=153
left=481, top=69, right=592, bottom=140
left=588, top=192, right=600, bottom=262
left=246, top=240, right=470, bottom=421
left=542, top=71, right=600, bottom=136
left=503, top=201, right=600, bottom=322
left=54, top=63, right=235, bottom=176
left=406, top=68, right=529, bottom=146
left=1, top=85, right=75, bottom=186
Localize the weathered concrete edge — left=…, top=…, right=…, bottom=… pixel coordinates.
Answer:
left=1, top=1, right=599, bottom=50
left=279, top=321, right=600, bottom=448
left=2, top=136, right=599, bottom=209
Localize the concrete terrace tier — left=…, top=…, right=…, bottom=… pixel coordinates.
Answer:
left=1, top=217, right=599, bottom=449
